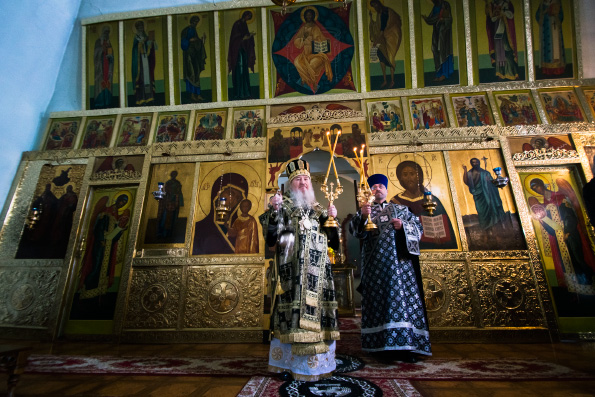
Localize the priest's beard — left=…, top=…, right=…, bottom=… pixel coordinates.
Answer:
left=290, top=186, right=316, bottom=209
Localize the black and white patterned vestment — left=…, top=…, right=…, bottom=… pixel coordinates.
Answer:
left=350, top=202, right=432, bottom=355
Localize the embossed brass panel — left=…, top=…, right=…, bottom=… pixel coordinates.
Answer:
left=422, top=262, right=475, bottom=327
left=471, top=261, right=546, bottom=328
left=123, top=267, right=183, bottom=329
left=0, top=268, right=61, bottom=331
left=184, top=265, right=264, bottom=329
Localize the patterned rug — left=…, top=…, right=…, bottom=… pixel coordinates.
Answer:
left=24, top=354, right=592, bottom=381
left=338, top=317, right=361, bottom=334
left=237, top=375, right=421, bottom=397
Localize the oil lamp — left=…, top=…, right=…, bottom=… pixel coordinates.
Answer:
left=215, top=194, right=230, bottom=225
left=152, top=182, right=166, bottom=200
left=26, top=204, right=43, bottom=230
left=422, top=191, right=437, bottom=216
left=491, top=167, right=509, bottom=189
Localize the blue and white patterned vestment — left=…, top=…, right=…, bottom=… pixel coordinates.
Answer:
left=350, top=202, right=432, bottom=356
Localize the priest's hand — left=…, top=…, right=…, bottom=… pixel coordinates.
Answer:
left=390, top=218, right=403, bottom=230
left=360, top=202, right=371, bottom=216
left=328, top=204, right=337, bottom=218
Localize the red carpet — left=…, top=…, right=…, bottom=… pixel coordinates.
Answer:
left=25, top=354, right=592, bottom=381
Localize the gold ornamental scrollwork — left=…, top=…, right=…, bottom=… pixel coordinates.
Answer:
left=10, top=284, right=35, bottom=311
left=268, top=108, right=365, bottom=125
left=133, top=256, right=266, bottom=266
left=576, top=133, right=595, bottom=147
left=0, top=269, right=60, bottom=328
left=90, top=169, right=142, bottom=181
left=493, top=278, right=524, bottom=310
left=124, top=268, right=182, bottom=329
left=423, top=276, right=447, bottom=313
left=367, top=123, right=595, bottom=148
left=208, top=280, right=240, bottom=314
left=511, top=148, right=579, bottom=162
left=151, top=138, right=266, bottom=157
left=471, top=261, right=545, bottom=328
left=421, top=262, right=474, bottom=328
left=184, top=266, right=263, bottom=329
left=141, top=284, right=168, bottom=313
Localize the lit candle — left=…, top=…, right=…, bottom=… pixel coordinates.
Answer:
left=331, top=131, right=341, bottom=179
left=360, top=145, right=370, bottom=190
left=324, top=131, right=332, bottom=183
left=353, top=147, right=364, bottom=184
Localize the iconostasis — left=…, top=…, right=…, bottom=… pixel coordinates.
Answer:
left=1, top=0, right=595, bottom=343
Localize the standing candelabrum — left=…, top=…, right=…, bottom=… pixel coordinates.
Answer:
left=321, top=130, right=343, bottom=227
left=353, top=144, right=377, bottom=231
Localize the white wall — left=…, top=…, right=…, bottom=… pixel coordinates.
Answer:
left=0, top=0, right=220, bottom=224
left=1, top=0, right=594, bottom=224
left=0, top=0, right=81, bottom=222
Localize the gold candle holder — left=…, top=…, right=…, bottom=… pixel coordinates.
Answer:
left=357, top=182, right=377, bottom=231
left=353, top=145, right=377, bottom=231
left=322, top=130, right=343, bottom=227
left=321, top=181, right=343, bottom=227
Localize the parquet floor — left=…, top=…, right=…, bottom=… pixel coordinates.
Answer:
left=1, top=335, right=595, bottom=396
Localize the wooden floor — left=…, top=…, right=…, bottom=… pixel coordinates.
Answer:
left=1, top=336, right=595, bottom=396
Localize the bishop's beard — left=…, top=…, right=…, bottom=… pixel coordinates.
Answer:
left=290, top=186, right=317, bottom=209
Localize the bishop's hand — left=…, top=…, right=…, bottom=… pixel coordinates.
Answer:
left=269, top=192, right=282, bottom=211
left=327, top=204, right=337, bottom=218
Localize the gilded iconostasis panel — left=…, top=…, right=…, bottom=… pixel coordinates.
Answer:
left=65, top=186, right=137, bottom=335
left=266, top=121, right=366, bottom=190
left=43, top=118, right=82, bottom=151
left=191, top=160, right=265, bottom=256
left=531, top=0, right=576, bottom=80
left=408, top=95, right=449, bottom=130
left=537, top=88, right=586, bottom=124
left=7, top=0, right=595, bottom=341
left=581, top=87, right=595, bottom=119
left=116, top=113, right=153, bottom=147
left=80, top=116, right=117, bottom=149
left=222, top=8, right=262, bottom=101
left=472, top=0, right=527, bottom=84
left=418, top=0, right=466, bottom=87
left=16, top=164, right=86, bottom=259
left=175, top=12, right=215, bottom=104
left=232, top=108, right=265, bottom=139
left=90, top=156, right=144, bottom=180
left=153, top=111, right=190, bottom=143
left=371, top=151, right=461, bottom=251
left=493, top=90, right=540, bottom=126
left=364, top=0, right=411, bottom=91
left=518, top=167, right=595, bottom=333
left=270, top=4, right=357, bottom=97
left=124, top=17, right=168, bottom=107
left=367, top=99, right=405, bottom=132
left=77, top=0, right=590, bottom=112
left=138, top=163, right=195, bottom=249
left=450, top=93, right=495, bottom=127
left=449, top=149, right=525, bottom=251
left=583, top=145, right=595, bottom=174
left=508, top=134, right=574, bottom=156
left=193, top=110, right=228, bottom=140
left=87, top=21, right=120, bottom=110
